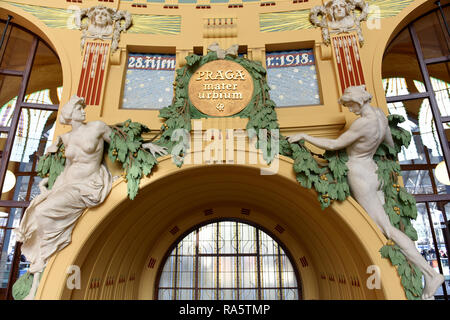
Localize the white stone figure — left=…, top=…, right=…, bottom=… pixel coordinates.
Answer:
left=310, top=0, right=368, bottom=45
left=75, top=5, right=132, bottom=52
left=288, top=85, right=445, bottom=300
left=14, top=95, right=113, bottom=300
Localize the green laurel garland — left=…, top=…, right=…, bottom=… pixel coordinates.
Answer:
left=280, top=131, right=350, bottom=210
left=12, top=271, right=44, bottom=300
left=36, top=120, right=163, bottom=200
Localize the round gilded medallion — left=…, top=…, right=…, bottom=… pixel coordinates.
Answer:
left=188, top=60, right=254, bottom=117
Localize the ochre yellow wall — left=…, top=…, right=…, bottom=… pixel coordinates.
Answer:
left=0, top=0, right=437, bottom=300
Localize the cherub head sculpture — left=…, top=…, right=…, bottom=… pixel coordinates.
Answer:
left=326, top=0, right=351, bottom=22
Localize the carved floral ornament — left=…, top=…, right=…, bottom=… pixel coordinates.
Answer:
left=310, top=0, right=369, bottom=46
left=75, top=5, right=132, bottom=53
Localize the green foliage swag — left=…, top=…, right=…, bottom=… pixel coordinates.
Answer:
left=12, top=271, right=43, bottom=300
left=36, top=120, right=162, bottom=200
left=284, top=142, right=350, bottom=210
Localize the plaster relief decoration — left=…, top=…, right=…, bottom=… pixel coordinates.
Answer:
left=12, top=96, right=167, bottom=300
left=332, top=34, right=366, bottom=92
left=287, top=85, right=445, bottom=300
left=75, top=5, right=132, bottom=53
left=74, top=6, right=131, bottom=106
left=309, top=0, right=369, bottom=46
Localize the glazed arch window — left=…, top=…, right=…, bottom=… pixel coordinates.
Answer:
left=121, top=52, right=176, bottom=110
left=381, top=5, right=450, bottom=300
left=0, top=18, right=62, bottom=299
left=157, top=220, right=301, bottom=300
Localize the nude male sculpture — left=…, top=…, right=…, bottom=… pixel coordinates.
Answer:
left=288, top=85, right=445, bottom=299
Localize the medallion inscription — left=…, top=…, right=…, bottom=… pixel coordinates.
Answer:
left=188, top=60, right=254, bottom=117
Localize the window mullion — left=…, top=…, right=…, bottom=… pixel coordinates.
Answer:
left=0, top=15, right=12, bottom=63
left=277, top=245, right=283, bottom=300
left=424, top=202, right=448, bottom=297
left=256, top=228, right=262, bottom=300
left=408, top=24, right=450, bottom=177
left=195, top=228, right=199, bottom=300
left=0, top=36, right=38, bottom=201
left=235, top=222, right=239, bottom=300
left=4, top=36, right=39, bottom=301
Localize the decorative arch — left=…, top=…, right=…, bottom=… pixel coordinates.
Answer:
left=34, top=150, right=406, bottom=300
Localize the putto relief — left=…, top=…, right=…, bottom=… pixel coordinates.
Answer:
left=75, top=5, right=132, bottom=52
left=310, top=0, right=369, bottom=46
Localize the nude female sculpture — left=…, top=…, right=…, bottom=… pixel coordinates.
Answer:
left=14, top=95, right=114, bottom=299
left=288, top=85, right=444, bottom=299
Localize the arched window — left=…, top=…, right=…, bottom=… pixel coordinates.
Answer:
left=0, top=17, right=62, bottom=299
left=382, top=4, right=450, bottom=300
left=157, top=220, right=301, bottom=300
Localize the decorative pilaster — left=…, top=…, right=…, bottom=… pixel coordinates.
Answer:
left=77, top=41, right=110, bottom=106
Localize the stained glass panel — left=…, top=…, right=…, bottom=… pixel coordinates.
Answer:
left=218, top=256, right=236, bottom=288
left=240, top=256, right=257, bottom=288
left=157, top=220, right=300, bottom=300
left=218, top=221, right=237, bottom=254
left=198, top=256, right=215, bottom=288
left=198, top=223, right=216, bottom=254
